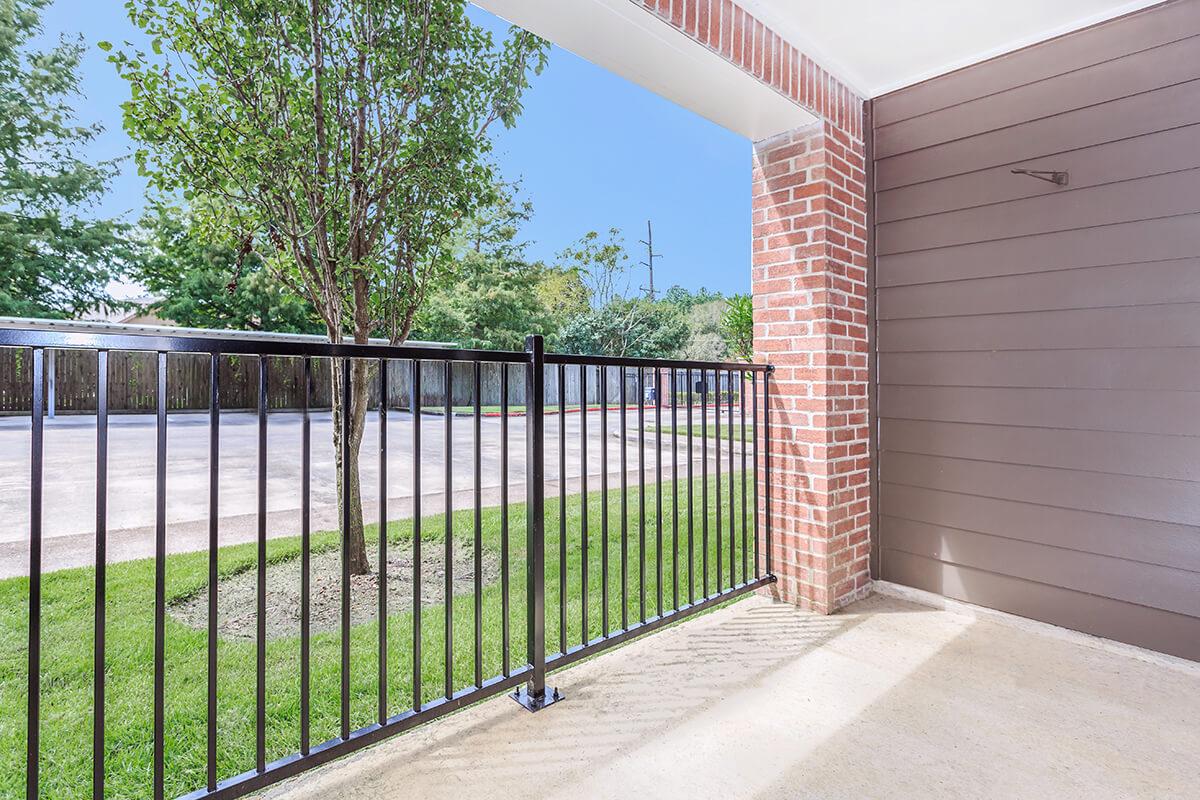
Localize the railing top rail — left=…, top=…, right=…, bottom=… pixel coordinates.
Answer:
left=0, top=327, right=527, bottom=363
left=0, top=326, right=772, bottom=372
left=543, top=351, right=770, bottom=373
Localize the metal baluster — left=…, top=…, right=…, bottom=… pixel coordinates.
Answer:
left=340, top=358, right=352, bottom=739
left=728, top=369, right=735, bottom=590
left=620, top=370, right=628, bottom=630
left=300, top=357, right=312, bottom=752
left=638, top=368, right=646, bottom=623
left=256, top=356, right=268, bottom=768
left=740, top=371, right=748, bottom=584
left=715, top=369, right=722, bottom=594
left=751, top=372, right=760, bottom=578
left=557, top=362, right=566, bottom=654
left=701, top=368, right=709, bottom=599
left=26, top=347, right=42, bottom=800
left=206, top=354, right=220, bottom=782
left=500, top=363, right=510, bottom=677
left=94, top=350, right=109, bottom=798
left=580, top=365, right=589, bottom=642
left=671, top=367, right=679, bottom=611
left=687, top=368, right=694, bottom=604
left=600, top=366, right=609, bottom=635
left=411, top=360, right=422, bottom=710
left=654, top=367, right=663, bottom=616
left=379, top=357, right=389, bottom=722
left=153, top=351, right=166, bottom=799
left=473, top=361, right=483, bottom=688
left=443, top=360, right=453, bottom=700
left=765, top=368, right=773, bottom=576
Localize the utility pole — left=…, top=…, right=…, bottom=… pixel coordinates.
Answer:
left=639, top=220, right=662, bottom=301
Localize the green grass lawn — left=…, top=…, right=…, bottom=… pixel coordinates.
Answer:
left=0, top=472, right=757, bottom=799
left=647, top=422, right=755, bottom=441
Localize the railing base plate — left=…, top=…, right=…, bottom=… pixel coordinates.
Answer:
left=511, top=686, right=563, bottom=713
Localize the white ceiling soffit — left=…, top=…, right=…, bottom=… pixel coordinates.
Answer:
left=740, top=0, right=1170, bottom=97
left=472, top=0, right=816, bottom=140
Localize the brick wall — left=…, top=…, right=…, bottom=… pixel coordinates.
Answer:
left=637, top=0, right=872, bottom=613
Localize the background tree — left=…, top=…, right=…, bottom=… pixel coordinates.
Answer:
left=136, top=204, right=322, bottom=332
left=677, top=299, right=728, bottom=361
left=110, top=0, right=547, bottom=573
left=554, top=227, right=688, bottom=358
left=413, top=191, right=552, bottom=349
left=557, top=297, right=688, bottom=358
left=720, top=293, right=754, bottom=361
left=0, top=0, right=131, bottom=318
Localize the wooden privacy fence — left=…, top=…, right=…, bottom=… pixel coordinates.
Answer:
left=0, top=347, right=743, bottom=414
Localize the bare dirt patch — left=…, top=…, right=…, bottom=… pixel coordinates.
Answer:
left=169, top=542, right=500, bottom=640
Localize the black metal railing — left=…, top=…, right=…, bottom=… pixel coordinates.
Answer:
left=0, top=328, right=773, bottom=800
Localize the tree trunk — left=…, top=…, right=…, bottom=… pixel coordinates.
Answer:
left=332, top=355, right=373, bottom=575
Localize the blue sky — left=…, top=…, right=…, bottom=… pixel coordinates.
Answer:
left=36, top=2, right=752, bottom=296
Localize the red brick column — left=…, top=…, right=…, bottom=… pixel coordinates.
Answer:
left=752, top=123, right=870, bottom=613
left=638, top=0, right=872, bottom=613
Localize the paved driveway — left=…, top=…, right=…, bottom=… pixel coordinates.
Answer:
left=0, top=408, right=746, bottom=576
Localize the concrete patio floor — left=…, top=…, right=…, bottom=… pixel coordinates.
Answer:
left=252, top=588, right=1200, bottom=800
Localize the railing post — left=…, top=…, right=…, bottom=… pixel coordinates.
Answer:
left=514, top=334, right=561, bottom=711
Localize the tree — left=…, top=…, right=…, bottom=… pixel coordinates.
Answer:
left=0, top=0, right=131, bottom=318
left=414, top=192, right=552, bottom=350
left=557, top=298, right=688, bottom=359
left=110, top=0, right=547, bottom=573
left=557, top=228, right=630, bottom=307
left=554, top=228, right=689, bottom=358
left=720, top=293, right=754, bottom=361
left=136, top=204, right=322, bottom=332
left=678, top=299, right=728, bottom=361
left=535, top=267, right=589, bottom=342
left=662, top=284, right=721, bottom=311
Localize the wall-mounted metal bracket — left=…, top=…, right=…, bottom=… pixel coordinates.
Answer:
left=1011, top=168, right=1069, bottom=186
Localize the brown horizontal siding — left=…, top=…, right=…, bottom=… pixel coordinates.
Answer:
left=878, top=304, right=1200, bottom=351
left=877, top=214, right=1200, bottom=287
left=877, top=122, right=1200, bottom=224
left=876, top=33, right=1200, bottom=158
left=878, top=348, right=1200, bottom=392
left=879, top=385, right=1200, bottom=436
left=881, top=515, right=1200, bottom=616
left=880, top=483, right=1200, bottom=572
left=881, top=419, right=1200, bottom=482
left=881, top=451, right=1199, bottom=526
left=876, top=79, right=1200, bottom=190
left=872, top=0, right=1200, bottom=660
left=882, top=550, right=1200, bottom=662
left=878, top=259, right=1200, bottom=319
left=877, top=168, right=1200, bottom=255
left=873, top=0, right=1200, bottom=125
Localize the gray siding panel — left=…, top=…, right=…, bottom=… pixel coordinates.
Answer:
left=873, top=0, right=1200, bottom=659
